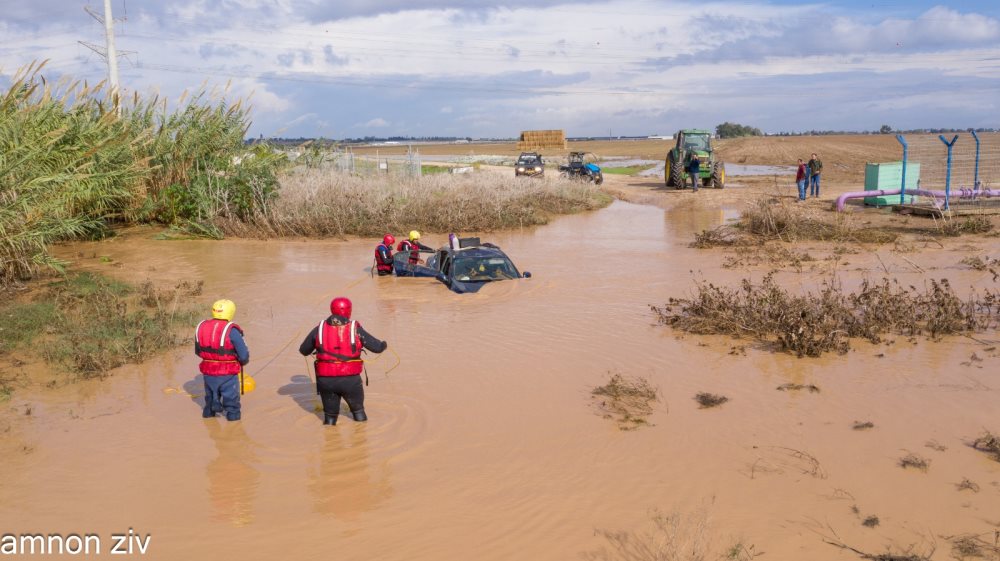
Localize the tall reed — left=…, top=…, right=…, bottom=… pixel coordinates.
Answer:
left=0, top=62, right=284, bottom=287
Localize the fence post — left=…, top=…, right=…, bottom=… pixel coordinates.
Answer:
left=896, top=134, right=908, bottom=205
left=971, top=130, right=981, bottom=191
left=938, top=134, right=959, bottom=211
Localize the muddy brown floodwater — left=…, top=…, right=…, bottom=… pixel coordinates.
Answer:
left=2, top=199, right=999, bottom=560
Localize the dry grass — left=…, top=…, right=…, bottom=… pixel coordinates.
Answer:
left=592, top=372, right=660, bottom=430
left=862, top=516, right=880, bottom=528
left=718, top=244, right=819, bottom=271
left=955, top=478, right=980, bottom=493
left=215, top=168, right=611, bottom=238
left=739, top=197, right=898, bottom=243
left=694, top=393, right=728, bottom=409
left=971, top=431, right=1000, bottom=462
left=938, top=215, right=994, bottom=237
left=652, top=274, right=1000, bottom=357
left=777, top=383, right=820, bottom=393
left=898, top=452, right=930, bottom=472
left=947, top=533, right=1000, bottom=560
left=584, top=504, right=755, bottom=561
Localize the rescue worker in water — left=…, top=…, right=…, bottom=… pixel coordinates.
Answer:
left=396, top=230, right=433, bottom=265
left=374, top=234, right=395, bottom=276
left=195, top=299, right=250, bottom=421
left=299, top=297, right=388, bottom=425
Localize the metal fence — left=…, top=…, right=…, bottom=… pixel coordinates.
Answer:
left=287, top=145, right=424, bottom=177
left=330, top=147, right=423, bottom=178
left=898, top=131, right=1000, bottom=209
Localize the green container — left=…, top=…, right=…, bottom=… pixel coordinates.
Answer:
left=864, top=161, right=921, bottom=206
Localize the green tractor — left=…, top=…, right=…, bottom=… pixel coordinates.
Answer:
left=664, top=129, right=725, bottom=189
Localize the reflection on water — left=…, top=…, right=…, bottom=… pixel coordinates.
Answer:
left=205, top=421, right=260, bottom=527
left=307, top=426, right=393, bottom=525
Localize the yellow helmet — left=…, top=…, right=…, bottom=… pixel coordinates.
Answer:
left=211, top=299, right=236, bottom=321
left=408, top=230, right=421, bottom=241
left=240, top=372, right=256, bottom=394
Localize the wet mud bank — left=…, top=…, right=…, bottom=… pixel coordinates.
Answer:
left=1, top=195, right=999, bottom=560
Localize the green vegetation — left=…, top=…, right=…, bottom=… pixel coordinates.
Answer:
left=0, top=272, right=197, bottom=380
left=602, top=164, right=655, bottom=176
left=420, top=164, right=454, bottom=175
left=0, top=61, right=285, bottom=289
left=716, top=122, right=763, bottom=138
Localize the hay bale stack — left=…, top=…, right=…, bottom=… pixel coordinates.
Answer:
left=517, top=129, right=567, bottom=151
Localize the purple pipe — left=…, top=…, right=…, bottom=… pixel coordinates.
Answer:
left=835, top=188, right=998, bottom=212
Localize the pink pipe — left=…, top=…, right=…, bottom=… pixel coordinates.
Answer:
left=835, top=188, right=998, bottom=212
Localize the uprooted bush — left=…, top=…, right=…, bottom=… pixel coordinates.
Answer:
left=592, top=372, right=660, bottom=430
left=652, top=274, right=1000, bottom=357
left=971, top=431, right=1000, bottom=462
left=694, top=197, right=898, bottom=247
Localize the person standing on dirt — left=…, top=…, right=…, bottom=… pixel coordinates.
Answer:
left=299, top=297, right=388, bottom=426
left=397, top=230, right=433, bottom=265
left=796, top=158, right=808, bottom=201
left=808, top=153, right=823, bottom=197
left=374, top=234, right=395, bottom=276
left=687, top=153, right=701, bottom=191
left=195, top=299, right=250, bottom=421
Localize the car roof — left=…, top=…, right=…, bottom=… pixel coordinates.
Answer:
left=438, top=245, right=509, bottom=258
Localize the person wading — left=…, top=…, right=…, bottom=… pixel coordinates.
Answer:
left=374, top=234, right=395, bottom=276
left=195, top=299, right=250, bottom=421
left=397, top=230, right=433, bottom=265
left=299, top=297, right=388, bottom=425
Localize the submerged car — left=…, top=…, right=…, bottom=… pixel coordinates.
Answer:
left=425, top=237, right=531, bottom=293
left=515, top=152, right=545, bottom=177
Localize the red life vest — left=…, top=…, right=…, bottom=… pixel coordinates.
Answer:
left=374, top=244, right=393, bottom=273
left=397, top=240, right=419, bottom=265
left=314, top=320, right=364, bottom=377
left=195, top=319, right=243, bottom=376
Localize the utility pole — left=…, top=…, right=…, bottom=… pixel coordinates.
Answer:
left=79, top=0, right=134, bottom=114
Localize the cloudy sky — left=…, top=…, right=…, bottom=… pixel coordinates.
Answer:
left=2, top=1, right=999, bottom=138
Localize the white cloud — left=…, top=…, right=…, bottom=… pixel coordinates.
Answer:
left=361, top=117, right=389, bottom=127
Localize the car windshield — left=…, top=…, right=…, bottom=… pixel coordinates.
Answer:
left=517, top=156, right=541, bottom=165
left=453, top=256, right=518, bottom=281
left=683, top=134, right=710, bottom=151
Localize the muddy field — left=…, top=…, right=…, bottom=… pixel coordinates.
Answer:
left=2, top=137, right=999, bottom=561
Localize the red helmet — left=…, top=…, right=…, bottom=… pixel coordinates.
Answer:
left=330, top=297, right=352, bottom=319
left=382, top=234, right=395, bottom=247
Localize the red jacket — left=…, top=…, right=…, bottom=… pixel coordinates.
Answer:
left=195, top=319, right=243, bottom=375
left=313, top=320, right=364, bottom=377
left=397, top=240, right=420, bottom=264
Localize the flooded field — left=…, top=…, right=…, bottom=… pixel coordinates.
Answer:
left=2, top=198, right=999, bottom=560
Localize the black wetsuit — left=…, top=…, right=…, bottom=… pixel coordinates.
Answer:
left=299, top=315, right=388, bottom=422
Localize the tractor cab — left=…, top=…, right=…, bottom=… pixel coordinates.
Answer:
left=665, top=129, right=725, bottom=189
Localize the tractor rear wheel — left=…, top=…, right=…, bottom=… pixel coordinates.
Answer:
left=711, top=162, right=726, bottom=189
left=668, top=152, right=684, bottom=188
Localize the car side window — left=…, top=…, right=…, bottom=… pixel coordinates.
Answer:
left=441, top=256, right=451, bottom=276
